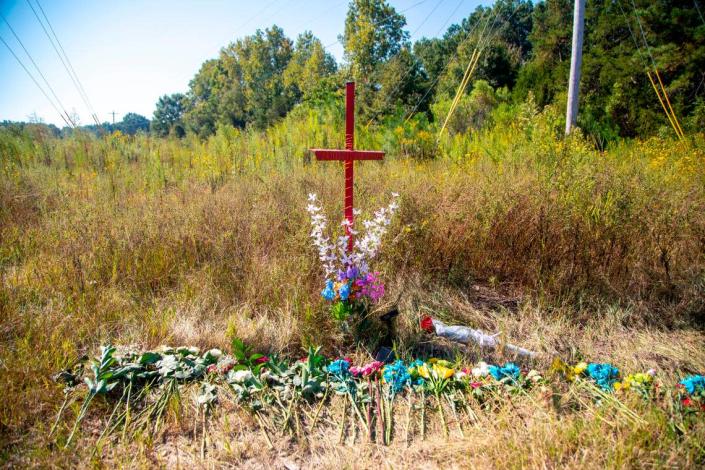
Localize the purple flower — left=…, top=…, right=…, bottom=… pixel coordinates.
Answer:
left=355, top=272, right=385, bottom=302
left=346, top=265, right=359, bottom=280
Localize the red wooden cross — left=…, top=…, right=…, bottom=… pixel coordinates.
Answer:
left=310, top=82, right=385, bottom=252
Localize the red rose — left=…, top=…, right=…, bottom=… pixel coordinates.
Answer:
left=682, top=397, right=693, bottom=407
left=420, top=316, right=434, bottom=333
left=255, top=356, right=270, bottom=364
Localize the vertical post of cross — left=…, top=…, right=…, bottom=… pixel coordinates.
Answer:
left=310, top=81, right=384, bottom=254
left=344, top=82, right=355, bottom=252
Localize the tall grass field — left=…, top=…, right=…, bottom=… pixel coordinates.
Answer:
left=2, top=101, right=705, bottom=468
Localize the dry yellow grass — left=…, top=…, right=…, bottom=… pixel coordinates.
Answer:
left=1, top=117, right=705, bottom=467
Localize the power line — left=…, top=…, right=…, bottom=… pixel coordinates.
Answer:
left=621, top=0, right=684, bottom=138
left=1, top=13, right=75, bottom=127
left=34, top=0, right=100, bottom=125
left=323, top=0, right=431, bottom=50
left=404, top=3, right=504, bottom=122
left=0, top=34, right=72, bottom=127
left=25, top=0, right=101, bottom=126
left=695, top=0, right=705, bottom=26
left=362, top=0, right=450, bottom=127
left=232, top=0, right=282, bottom=37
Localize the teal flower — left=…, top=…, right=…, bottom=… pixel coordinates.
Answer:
left=383, top=360, right=411, bottom=394
left=679, top=375, right=705, bottom=395
left=327, top=358, right=351, bottom=378
left=586, top=363, right=620, bottom=391
left=489, top=362, right=521, bottom=382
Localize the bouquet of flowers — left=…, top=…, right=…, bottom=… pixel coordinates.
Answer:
left=678, top=374, right=705, bottom=411
left=307, top=192, right=399, bottom=321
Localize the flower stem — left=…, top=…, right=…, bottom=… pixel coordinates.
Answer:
left=65, top=392, right=94, bottom=447
left=50, top=392, right=71, bottom=437
left=254, top=410, right=274, bottom=450
left=338, top=398, right=348, bottom=444
left=420, top=390, right=426, bottom=440
left=436, top=391, right=448, bottom=438
left=310, top=387, right=329, bottom=430
left=404, top=394, right=413, bottom=446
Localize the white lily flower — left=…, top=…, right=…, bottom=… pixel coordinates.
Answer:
left=232, top=370, right=253, bottom=383
left=207, top=348, right=223, bottom=359
left=472, top=361, right=490, bottom=378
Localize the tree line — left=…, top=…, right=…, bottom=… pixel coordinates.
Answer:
left=6, top=0, right=703, bottom=141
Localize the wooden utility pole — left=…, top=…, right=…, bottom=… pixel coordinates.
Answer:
left=110, top=111, right=117, bottom=125
left=565, top=0, right=585, bottom=135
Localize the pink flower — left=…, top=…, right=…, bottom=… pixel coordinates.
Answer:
left=207, top=364, right=217, bottom=374
left=255, top=356, right=270, bottom=364
left=362, top=361, right=383, bottom=377
left=355, top=272, right=385, bottom=302
left=470, top=381, right=482, bottom=389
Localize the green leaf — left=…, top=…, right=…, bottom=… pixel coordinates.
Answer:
left=139, top=352, right=161, bottom=365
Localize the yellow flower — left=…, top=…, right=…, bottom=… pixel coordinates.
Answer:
left=417, top=364, right=430, bottom=379
left=432, top=364, right=455, bottom=379
left=573, top=362, right=588, bottom=375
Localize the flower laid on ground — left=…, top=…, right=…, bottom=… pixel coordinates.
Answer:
left=614, top=372, right=654, bottom=392
left=407, top=359, right=426, bottom=387
left=327, top=358, right=351, bottom=378
left=488, top=362, right=521, bottom=382
left=472, top=361, right=490, bottom=378
left=679, top=375, right=705, bottom=396
left=52, top=341, right=705, bottom=451
left=382, top=360, right=412, bottom=394
left=350, top=361, right=383, bottom=378
left=585, top=363, right=621, bottom=391
left=307, top=192, right=399, bottom=321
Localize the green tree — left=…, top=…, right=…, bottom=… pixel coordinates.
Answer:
left=341, top=0, right=409, bottom=117
left=151, top=93, right=186, bottom=137
left=283, top=31, right=338, bottom=102
left=116, top=113, right=150, bottom=135
left=184, top=25, right=297, bottom=134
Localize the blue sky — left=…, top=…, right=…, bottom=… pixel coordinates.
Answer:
left=0, top=0, right=488, bottom=126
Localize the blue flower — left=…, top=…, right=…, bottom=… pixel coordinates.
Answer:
left=488, top=362, right=521, bottom=382
left=679, top=375, right=705, bottom=395
left=383, top=360, right=411, bottom=394
left=338, top=281, right=351, bottom=301
left=327, top=359, right=351, bottom=378
left=321, top=279, right=335, bottom=301
left=586, top=363, right=620, bottom=391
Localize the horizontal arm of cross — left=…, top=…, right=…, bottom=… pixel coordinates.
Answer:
left=311, top=149, right=385, bottom=161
